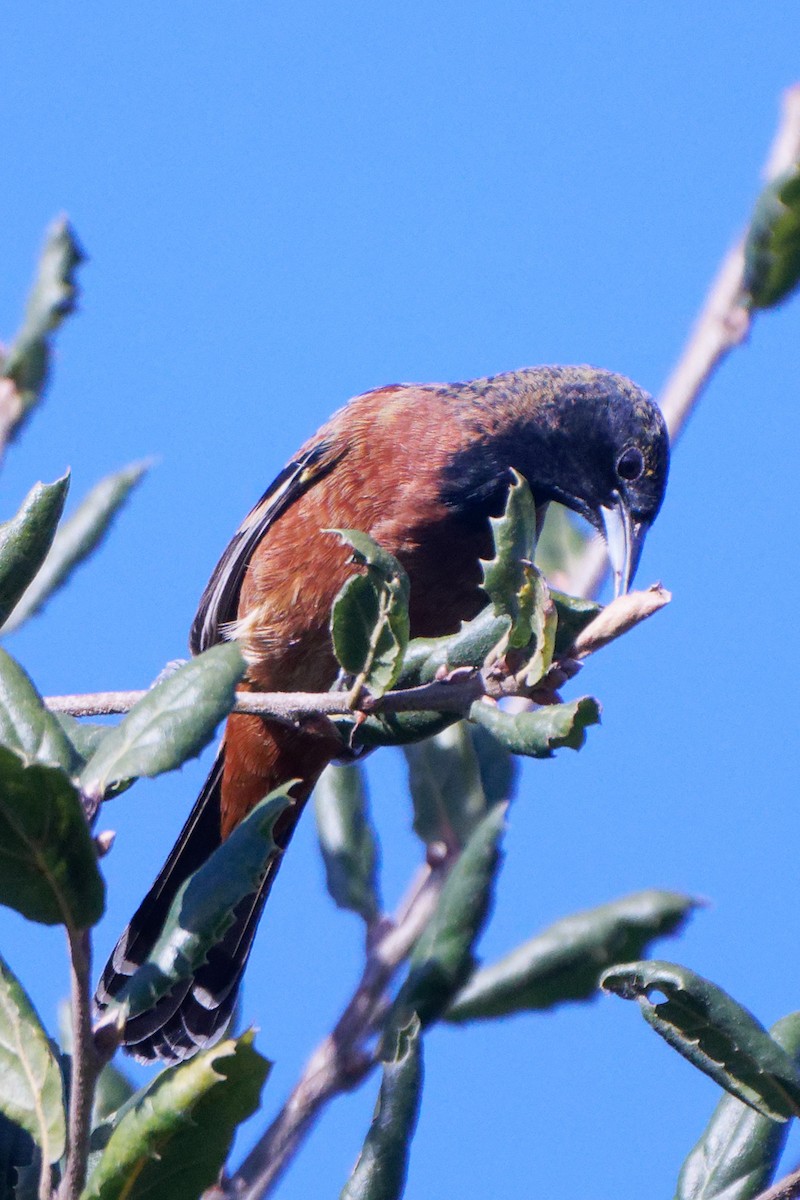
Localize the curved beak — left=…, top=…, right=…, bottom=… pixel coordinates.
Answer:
left=600, top=492, right=649, bottom=597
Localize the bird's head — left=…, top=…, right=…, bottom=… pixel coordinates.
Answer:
left=516, top=366, right=669, bottom=594
left=448, top=366, right=670, bottom=595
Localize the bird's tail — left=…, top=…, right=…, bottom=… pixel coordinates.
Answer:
left=94, top=744, right=297, bottom=1064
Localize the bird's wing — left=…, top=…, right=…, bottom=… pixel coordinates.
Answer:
left=190, top=439, right=346, bottom=654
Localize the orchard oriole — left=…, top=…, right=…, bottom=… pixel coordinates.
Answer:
left=96, top=365, right=669, bottom=1062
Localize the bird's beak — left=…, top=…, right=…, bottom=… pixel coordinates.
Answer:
left=600, top=492, right=648, bottom=597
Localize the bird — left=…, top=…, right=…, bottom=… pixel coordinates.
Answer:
left=95, top=364, right=670, bottom=1063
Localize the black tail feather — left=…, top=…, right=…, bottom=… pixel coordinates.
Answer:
left=95, top=746, right=281, bottom=1064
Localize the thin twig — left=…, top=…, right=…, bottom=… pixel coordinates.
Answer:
left=58, top=928, right=98, bottom=1200
left=567, top=82, right=800, bottom=602
left=228, top=864, right=444, bottom=1200
left=753, top=1164, right=800, bottom=1200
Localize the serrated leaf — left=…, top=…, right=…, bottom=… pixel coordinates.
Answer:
left=674, top=1012, right=800, bottom=1200
left=469, top=695, right=600, bottom=757
left=446, top=889, right=699, bottom=1022
left=518, top=567, right=557, bottom=685
left=405, top=723, right=489, bottom=849
left=0, top=476, right=70, bottom=630
left=0, top=746, right=104, bottom=926
left=601, top=961, right=800, bottom=1120
left=399, top=608, right=511, bottom=688
left=0, top=953, right=65, bottom=1164
left=82, top=1032, right=269, bottom=1200
left=743, top=163, right=800, bottom=310
left=481, top=471, right=537, bottom=648
left=0, top=648, right=79, bottom=771
left=329, top=530, right=410, bottom=697
left=3, top=462, right=149, bottom=635
left=114, top=790, right=292, bottom=1023
left=341, top=1019, right=423, bottom=1200
left=314, top=763, right=381, bottom=923
left=0, top=219, right=84, bottom=443
left=392, top=804, right=506, bottom=1029
left=80, top=644, right=246, bottom=801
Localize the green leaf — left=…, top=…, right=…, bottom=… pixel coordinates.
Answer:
left=0, top=953, right=65, bottom=1164
left=54, top=715, right=109, bottom=769
left=329, top=530, right=410, bottom=697
left=743, top=163, right=800, bottom=310
left=3, top=462, right=149, bottom=635
left=601, top=961, right=800, bottom=1120
left=92, top=1061, right=136, bottom=1129
left=341, top=1019, right=423, bottom=1200
left=0, top=746, right=104, bottom=927
left=392, top=804, right=506, bottom=1029
left=398, top=607, right=510, bottom=688
left=674, top=1012, right=800, bottom=1200
left=518, top=567, right=557, bottom=686
left=114, top=790, right=292, bottom=1023
left=446, top=889, right=700, bottom=1022
left=550, top=589, right=602, bottom=657
left=82, top=1032, right=269, bottom=1200
left=0, top=476, right=70, bottom=630
left=338, top=709, right=456, bottom=752
left=535, top=501, right=592, bottom=582
left=314, top=763, right=381, bottom=923
left=468, top=723, right=518, bottom=806
left=405, top=722, right=489, bottom=849
left=1, top=219, right=84, bottom=437
left=80, top=643, right=246, bottom=801
left=481, top=470, right=537, bottom=648
left=468, top=695, right=600, bottom=757
left=0, top=648, right=79, bottom=771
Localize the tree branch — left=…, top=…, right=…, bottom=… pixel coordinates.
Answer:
left=227, top=863, right=445, bottom=1200
left=566, top=82, right=800, bottom=601
left=58, top=928, right=98, bottom=1200
left=44, top=587, right=670, bottom=723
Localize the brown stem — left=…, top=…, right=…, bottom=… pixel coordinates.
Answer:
left=58, top=928, right=98, bottom=1200
left=753, top=1164, right=800, bottom=1200
left=227, top=865, right=443, bottom=1200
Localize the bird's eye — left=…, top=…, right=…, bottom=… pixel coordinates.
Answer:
left=617, top=446, right=645, bottom=482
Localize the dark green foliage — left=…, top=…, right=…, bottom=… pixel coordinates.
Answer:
left=329, top=529, right=410, bottom=696
left=674, top=1013, right=800, bottom=1200
left=469, top=695, right=600, bottom=757
left=314, top=763, right=381, bottom=923
left=0, top=955, right=65, bottom=1166
left=341, top=1020, right=423, bottom=1200
left=80, top=643, right=246, bottom=802
left=0, top=476, right=70, bottom=629
left=111, top=790, right=293, bottom=1023
left=82, top=1034, right=269, bottom=1200
left=392, top=805, right=506, bottom=1029
left=2, top=461, right=150, bottom=634
left=602, top=962, right=800, bottom=1120
left=447, top=890, right=699, bottom=1022
left=743, top=164, right=800, bottom=309
left=0, top=219, right=84, bottom=437
left=0, top=747, right=104, bottom=927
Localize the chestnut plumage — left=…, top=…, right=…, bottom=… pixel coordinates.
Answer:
left=95, top=365, right=669, bottom=1062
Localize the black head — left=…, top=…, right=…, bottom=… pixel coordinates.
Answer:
left=442, top=365, right=670, bottom=594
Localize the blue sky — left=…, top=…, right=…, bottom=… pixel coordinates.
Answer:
left=1, top=5, right=799, bottom=1197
